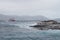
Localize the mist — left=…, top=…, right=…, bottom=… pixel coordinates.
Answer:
left=0, top=0, right=60, bottom=19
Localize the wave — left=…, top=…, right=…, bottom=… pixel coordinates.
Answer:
left=0, top=21, right=60, bottom=40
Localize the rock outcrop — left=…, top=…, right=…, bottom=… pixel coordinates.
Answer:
left=30, top=20, right=60, bottom=30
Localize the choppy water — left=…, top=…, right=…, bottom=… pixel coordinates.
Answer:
left=0, top=21, right=60, bottom=40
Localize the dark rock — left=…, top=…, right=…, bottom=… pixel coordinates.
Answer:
left=30, top=25, right=47, bottom=27
left=30, top=20, right=60, bottom=30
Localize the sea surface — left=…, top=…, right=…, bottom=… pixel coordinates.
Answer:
left=0, top=21, right=60, bottom=40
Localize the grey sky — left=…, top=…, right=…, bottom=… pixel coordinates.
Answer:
left=0, top=0, right=60, bottom=19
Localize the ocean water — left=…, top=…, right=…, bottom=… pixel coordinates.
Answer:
left=0, top=21, right=60, bottom=40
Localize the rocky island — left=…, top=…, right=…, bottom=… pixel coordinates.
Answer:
left=30, top=20, right=60, bottom=30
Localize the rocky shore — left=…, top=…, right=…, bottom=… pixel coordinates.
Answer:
left=30, top=20, right=60, bottom=30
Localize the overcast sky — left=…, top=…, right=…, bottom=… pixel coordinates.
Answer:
left=0, top=0, right=60, bottom=19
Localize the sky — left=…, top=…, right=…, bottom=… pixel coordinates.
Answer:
left=0, top=0, right=60, bottom=19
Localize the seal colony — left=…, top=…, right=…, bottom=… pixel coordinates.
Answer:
left=30, top=20, right=60, bottom=30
